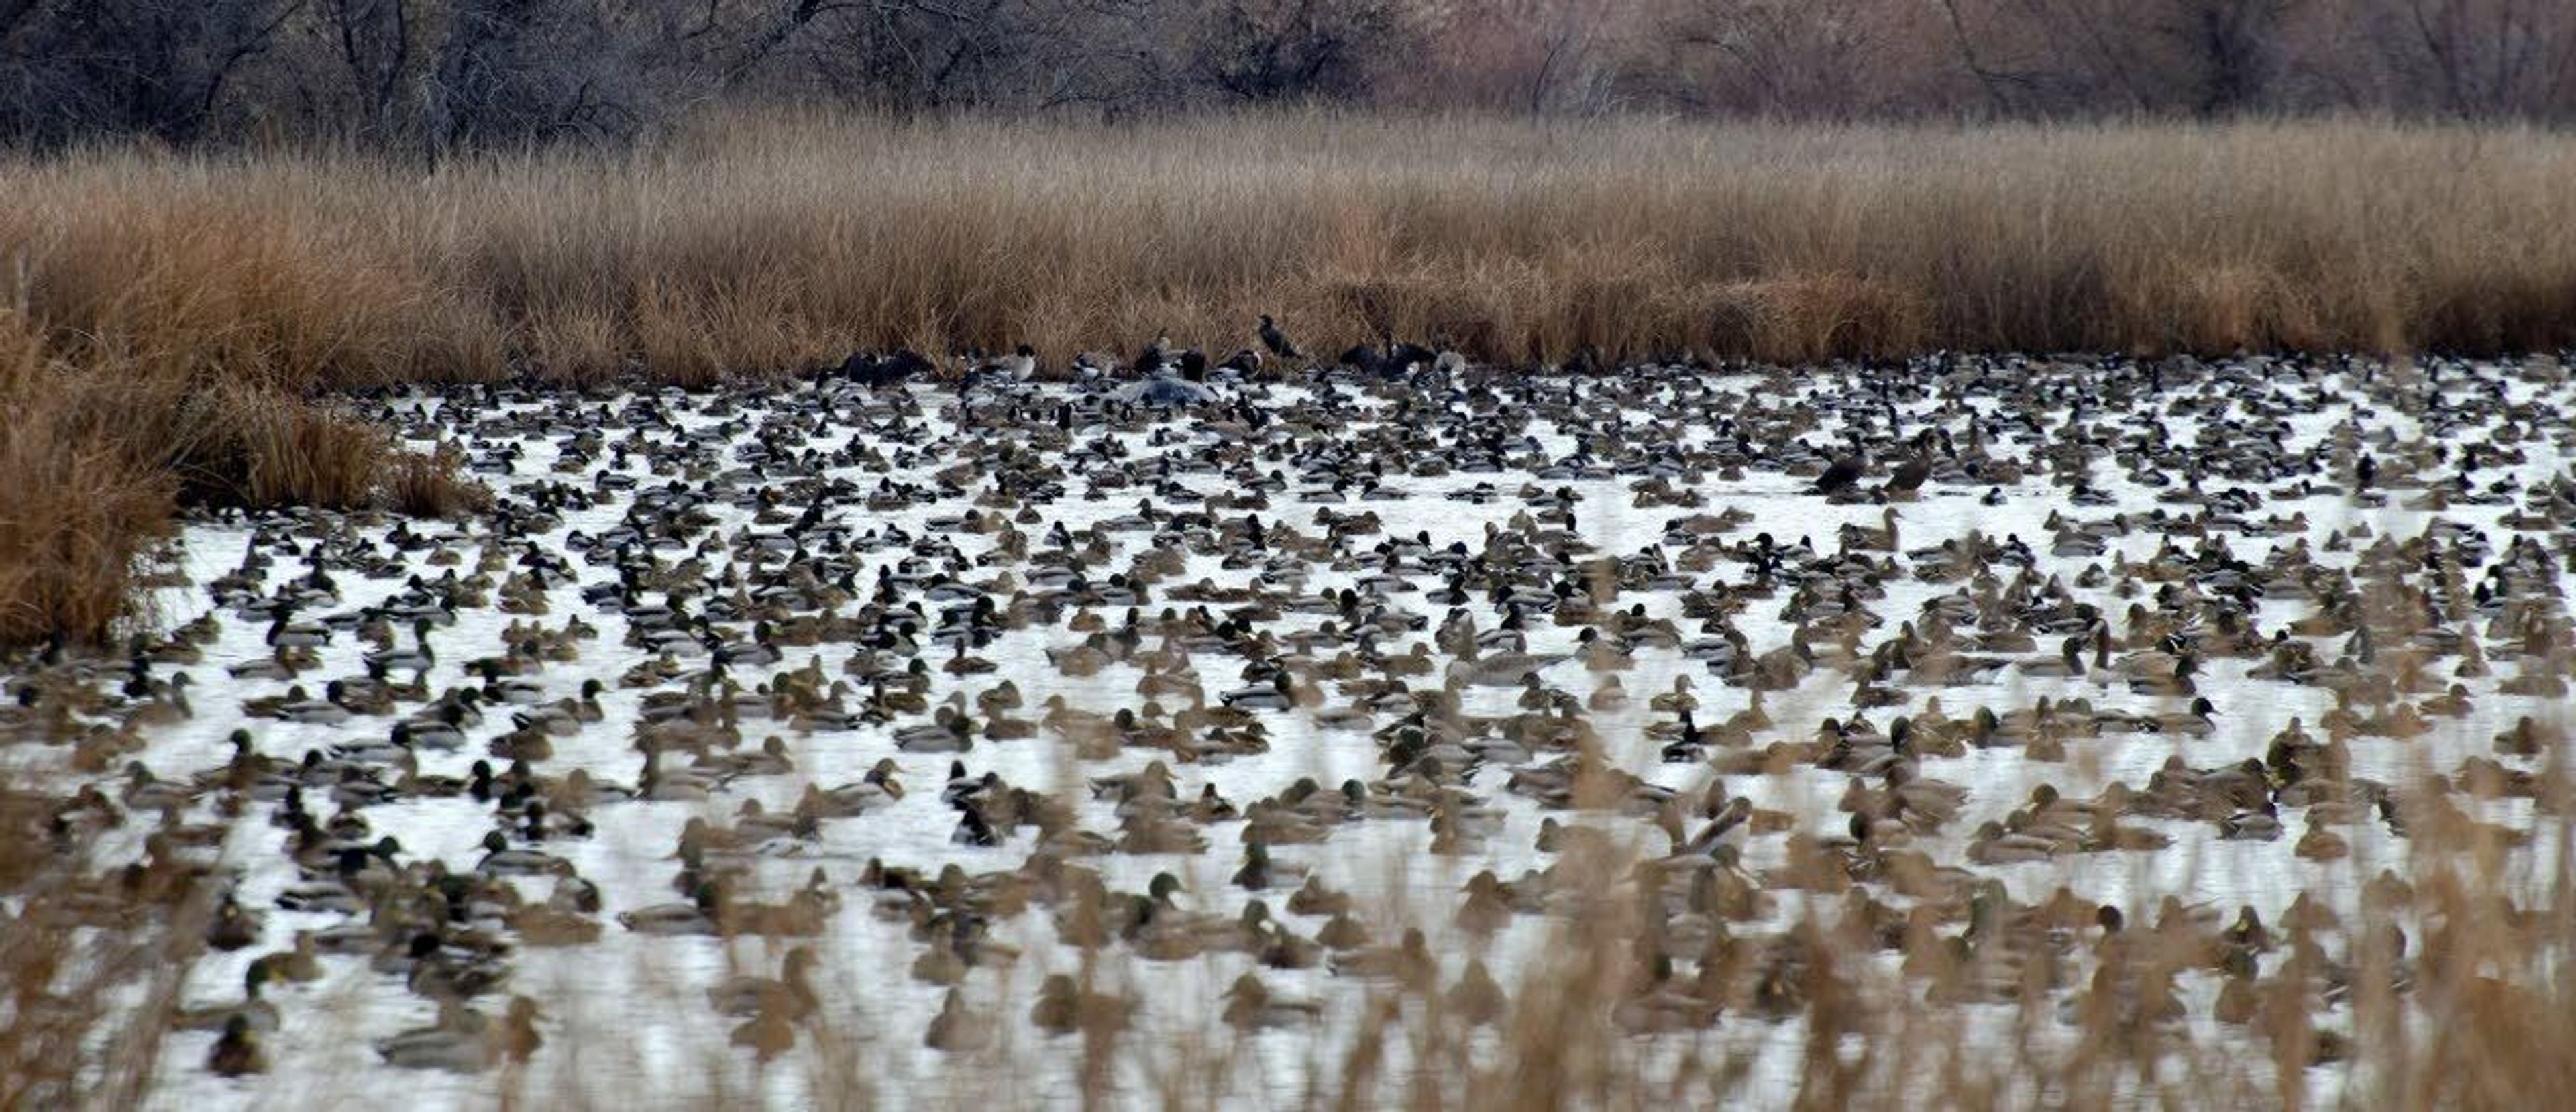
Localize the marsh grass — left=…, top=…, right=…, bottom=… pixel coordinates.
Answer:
left=11, top=113, right=2576, bottom=382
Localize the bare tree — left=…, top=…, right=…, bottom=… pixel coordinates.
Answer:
left=1191, top=0, right=1409, bottom=104
left=1, top=0, right=305, bottom=144
left=422, top=1, right=653, bottom=150
left=1659, top=0, right=1895, bottom=119
left=2339, top=0, right=2576, bottom=117
left=312, top=0, right=420, bottom=142
left=5, top=0, right=2575, bottom=150
left=1923, top=0, right=2303, bottom=117
left=2157, top=0, right=2296, bottom=115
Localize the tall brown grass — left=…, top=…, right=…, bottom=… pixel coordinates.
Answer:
left=11, top=113, right=2576, bottom=380
left=6, top=111, right=2576, bottom=646
left=0, top=305, right=476, bottom=648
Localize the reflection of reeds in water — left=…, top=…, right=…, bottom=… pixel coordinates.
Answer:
left=0, top=777, right=205, bottom=1108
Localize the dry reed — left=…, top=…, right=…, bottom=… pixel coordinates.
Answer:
left=9, top=113, right=2576, bottom=384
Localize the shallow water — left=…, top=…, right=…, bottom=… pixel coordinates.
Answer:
left=19, top=356, right=2569, bottom=1108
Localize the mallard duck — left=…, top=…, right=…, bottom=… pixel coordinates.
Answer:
left=620, top=883, right=723, bottom=936
left=802, top=759, right=903, bottom=818
left=1329, top=926, right=1435, bottom=989
left=1445, top=650, right=1570, bottom=688
left=1222, top=973, right=1320, bottom=1030
left=1030, top=974, right=1133, bottom=1036
left=376, top=996, right=543, bottom=1072
left=708, top=947, right=819, bottom=1021
left=209, top=1014, right=267, bottom=1076
left=176, top=958, right=280, bottom=1034
left=923, top=987, right=993, bottom=1052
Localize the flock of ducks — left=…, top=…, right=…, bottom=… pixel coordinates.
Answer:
left=6, top=331, right=2575, bottom=1099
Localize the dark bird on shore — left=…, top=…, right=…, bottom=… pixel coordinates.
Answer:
left=1178, top=349, right=1209, bottom=382
left=1135, top=331, right=1172, bottom=375
left=1339, top=342, right=1387, bottom=377
left=1562, top=345, right=1603, bottom=376
left=837, top=349, right=931, bottom=387
left=1386, top=334, right=1436, bottom=374
left=1258, top=315, right=1303, bottom=361
left=1220, top=349, right=1263, bottom=376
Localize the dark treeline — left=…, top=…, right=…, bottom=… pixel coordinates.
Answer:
left=3, top=0, right=2573, bottom=152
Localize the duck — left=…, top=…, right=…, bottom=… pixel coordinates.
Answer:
left=804, top=759, right=904, bottom=818
left=1030, top=974, right=1134, bottom=1036
left=708, top=947, right=820, bottom=1021
left=923, top=987, right=994, bottom=1051
left=619, top=883, right=724, bottom=936
left=1222, top=973, right=1322, bottom=1030
left=208, top=1015, right=267, bottom=1077
left=176, top=958, right=282, bottom=1034
left=376, top=996, right=543, bottom=1072
left=1329, top=926, right=1436, bottom=989
left=1445, top=649, right=1570, bottom=688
